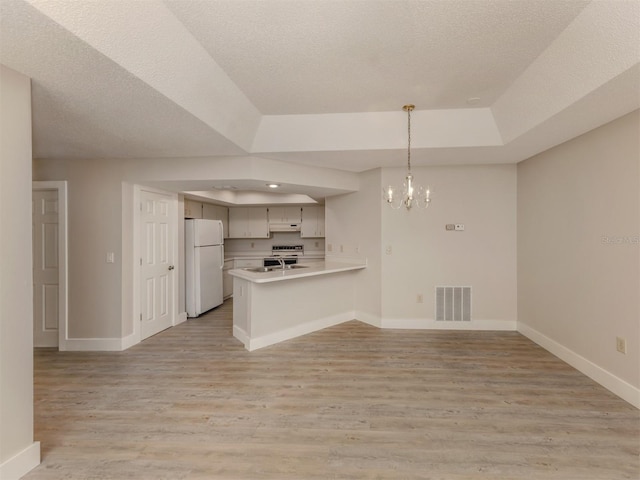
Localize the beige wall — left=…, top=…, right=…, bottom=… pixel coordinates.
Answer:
left=518, top=110, right=640, bottom=393
left=34, top=160, right=124, bottom=339
left=0, top=65, right=40, bottom=477
left=326, top=164, right=517, bottom=327
left=380, top=164, right=518, bottom=325
left=326, top=168, right=383, bottom=323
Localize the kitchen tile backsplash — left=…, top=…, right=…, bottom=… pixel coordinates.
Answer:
left=225, top=232, right=324, bottom=255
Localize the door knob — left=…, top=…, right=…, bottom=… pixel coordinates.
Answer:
left=168, top=265, right=175, bottom=271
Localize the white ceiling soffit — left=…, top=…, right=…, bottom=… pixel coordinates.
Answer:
left=0, top=0, right=638, bottom=173
left=123, top=156, right=360, bottom=199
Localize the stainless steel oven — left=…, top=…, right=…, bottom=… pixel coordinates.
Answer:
left=263, top=257, right=298, bottom=267
left=263, top=245, right=304, bottom=267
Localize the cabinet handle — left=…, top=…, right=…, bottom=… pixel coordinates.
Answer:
left=168, top=265, right=175, bottom=271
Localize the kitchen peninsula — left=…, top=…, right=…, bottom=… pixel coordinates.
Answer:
left=229, top=259, right=366, bottom=351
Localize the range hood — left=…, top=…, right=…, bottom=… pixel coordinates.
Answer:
left=269, top=223, right=301, bottom=232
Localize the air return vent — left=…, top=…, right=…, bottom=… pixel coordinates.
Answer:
left=435, top=286, right=471, bottom=322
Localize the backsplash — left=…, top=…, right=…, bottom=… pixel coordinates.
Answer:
left=225, top=232, right=324, bottom=255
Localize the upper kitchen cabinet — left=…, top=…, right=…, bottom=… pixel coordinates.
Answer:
left=301, top=205, right=325, bottom=238
left=228, top=207, right=269, bottom=238
left=184, top=199, right=203, bottom=219
left=268, top=206, right=302, bottom=224
left=203, top=203, right=229, bottom=239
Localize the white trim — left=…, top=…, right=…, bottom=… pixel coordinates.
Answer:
left=32, top=181, right=68, bottom=351
left=380, top=318, right=517, bottom=331
left=243, top=311, right=355, bottom=351
left=176, top=312, right=188, bottom=325
left=120, top=332, right=138, bottom=351
left=61, top=338, right=126, bottom=352
left=518, top=322, right=640, bottom=409
left=354, top=311, right=381, bottom=327
left=0, top=441, right=40, bottom=480
left=132, top=185, right=180, bottom=346
left=232, top=325, right=250, bottom=347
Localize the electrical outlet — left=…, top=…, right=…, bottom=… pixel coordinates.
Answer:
left=445, top=224, right=455, bottom=231
left=385, top=245, right=392, bottom=255
left=417, top=294, right=424, bottom=303
left=455, top=224, right=465, bottom=231
left=616, top=337, right=627, bottom=354
left=106, top=252, right=115, bottom=263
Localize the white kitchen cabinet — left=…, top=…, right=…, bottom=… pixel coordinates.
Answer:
left=228, top=207, right=269, bottom=238
left=203, top=203, right=229, bottom=239
left=223, top=259, right=234, bottom=299
left=234, top=258, right=262, bottom=268
left=268, top=206, right=302, bottom=224
left=184, top=199, right=203, bottom=219
left=301, top=205, right=325, bottom=238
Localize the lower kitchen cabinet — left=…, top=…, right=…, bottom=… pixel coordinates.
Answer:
left=223, top=259, right=234, bottom=299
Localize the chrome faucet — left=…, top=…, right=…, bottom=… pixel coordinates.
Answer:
left=277, top=257, right=285, bottom=269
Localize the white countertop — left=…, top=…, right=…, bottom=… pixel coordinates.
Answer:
left=229, top=260, right=366, bottom=284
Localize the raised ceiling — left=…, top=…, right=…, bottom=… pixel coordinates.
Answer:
left=0, top=0, right=638, bottom=198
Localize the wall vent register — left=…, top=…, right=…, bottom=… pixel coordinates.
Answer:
left=435, top=286, right=471, bottom=322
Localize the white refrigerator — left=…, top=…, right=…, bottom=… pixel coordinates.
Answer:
left=185, top=219, right=224, bottom=317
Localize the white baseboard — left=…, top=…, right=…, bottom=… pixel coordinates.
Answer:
left=0, top=441, right=40, bottom=480
left=518, top=322, right=640, bottom=409
left=232, top=325, right=249, bottom=348
left=176, top=312, right=188, bottom=325
left=380, top=318, right=517, bottom=331
left=244, top=312, right=355, bottom=351
left=59, top=337, right=125, bottom=351
left=120, top=332, right=138, bottom=351
left=355, top=311, right=381, bottom=327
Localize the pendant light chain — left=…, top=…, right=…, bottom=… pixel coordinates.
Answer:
left=383, top=103, right=432, bottom=210
left=407, top=106, right=411, bottom=173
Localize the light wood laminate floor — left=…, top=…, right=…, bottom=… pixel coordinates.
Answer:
left=27, top=300, right=639, bottom=479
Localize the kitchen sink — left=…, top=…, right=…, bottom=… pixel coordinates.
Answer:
left=243, top=265, right=309, bottom=273
left=243, top=267, right=272, bottom=273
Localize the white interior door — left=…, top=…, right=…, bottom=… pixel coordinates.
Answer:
left=32, top=189, right=59, bottom=347
left=140, top=189, right=175, bottom=339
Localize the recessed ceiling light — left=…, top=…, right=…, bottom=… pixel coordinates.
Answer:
left=267, top=183, right=280, bottom=189
left=466, top=97, right=481, bottom=105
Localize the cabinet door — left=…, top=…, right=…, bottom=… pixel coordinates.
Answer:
left=316, top=207, right=325, bottom=237
left=284, top=206, right=302, bottom=223
left=268, top=206, right=284, bottom=223
left=247, top=207, right=269, bottom=238
left=268, top=206, right=302, bottom=223
left=203, top=204, right=229, bottom=238
left=184, top=199, right=203, bottom=219
left=228, top=208, right=248, bottom=238
left=301, top=206, right=325, bottom=238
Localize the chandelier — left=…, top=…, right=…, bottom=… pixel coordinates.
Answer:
left=383, top=104, right=432, bottom=210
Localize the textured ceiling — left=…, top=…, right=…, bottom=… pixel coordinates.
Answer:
left=0, top=0, right=639, bottom=199
left=164, top=0, right=590, bottom=114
